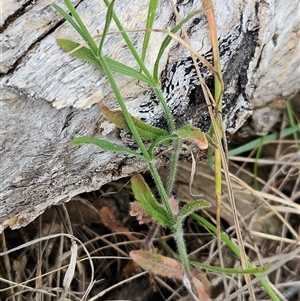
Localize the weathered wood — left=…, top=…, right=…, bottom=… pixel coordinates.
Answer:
left=0, top=0, right=299, bottom=231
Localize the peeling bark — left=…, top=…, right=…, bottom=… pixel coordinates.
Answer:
left=0, top=0, right=299, bottom=231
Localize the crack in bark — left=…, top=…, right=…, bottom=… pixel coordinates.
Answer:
left=0, top=3, right=68, bottom=76
left=0, top=1, right=34, bottom=33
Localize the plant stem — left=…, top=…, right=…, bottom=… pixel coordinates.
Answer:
left=99, top=58, right=151, bottom=161
left=144, top=137, right=181, bottom=249
left=166, top=138, right=182, bottom=195
left=149, top=162, right=174, bottom=220
left=173, top=223, right=191, bottom=277
left=103, top=0, right=176, bottom=132
left=154, top=87, right=176, bottom=131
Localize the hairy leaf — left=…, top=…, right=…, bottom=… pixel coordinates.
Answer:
left=70, top=136, right=144, bottom=159
left=176, top=124, right=208, bottom=149
left=178, top=200, right=211, bottom=221
left=131, top=173, right=172, bottom=228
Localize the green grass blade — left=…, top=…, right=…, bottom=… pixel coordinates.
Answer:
left=102, top=0, right=156, bottom=85
left=52, top=3, right=85, bottom=38
left=286, top=100, right=300, bottom=147
left=228, top=125, right=299, bottom=157
left=192, top=213, right=281, bottom=301
left=153, top=8, right=209, bottom=82
left=57, top=39, right=153, bottom=84
left=70, top=136, right=145, bottom=159
left=62, top=0, right=98, bottom=54
left=98, top=0, right=115, bottom=56
left=141, top=0, right=159, bottom=63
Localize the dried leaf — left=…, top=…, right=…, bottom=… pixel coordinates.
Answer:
left=129, top=201, right=153, bottom=224
left=122, top=260, right=138, bottom=279
left=168, top=195, right=179, bottom=215
left=192, top=269, right=212, bottom=297
left=100, top=206, right=139, bottom=241
left=191, top=276, right=212, bottom=301
left=130, top=250, right=184, bottom=279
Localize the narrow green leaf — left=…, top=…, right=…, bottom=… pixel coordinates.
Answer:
left=102, top=0, right=157, bottom=86
left=70, top=136, right=145, bottom=159
left=178, top=200, right=211, bottom=221
left=192, top=213, right=281, bottom=301
left=53, top=0, right=98, bottom=55
left=100, top=102, right=170, bottom=142
left=141, top=0, right=159, bottom=63
left=57, top=39, right=100, bottom=65
left=131, top=173, right=172, bottom=228
left=52, top=3, right=85, bottom=39
left=105, top=57, right=152, bottom=84
left=228, top=125, right=299, bottom=156
left=175, top=124, right=208, bottom=149
left=191, top=261, right=271, bottom=275
left=132, top=116, right=170, bottom=141
left=56, top=39, right=152, bottom=85
left=159, top=236, right=271, bottom=275
left=98, top=0, right=115, bottom=56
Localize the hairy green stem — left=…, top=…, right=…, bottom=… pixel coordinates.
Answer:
left=153, top=87, right=176, bottom=131
left=173, top=221, right=191, bottom=278
left=149, top=162, right=174, bottom=221
left=144, top=137, right=181, bottom=248
left=166, top=138, right=182, bottom=195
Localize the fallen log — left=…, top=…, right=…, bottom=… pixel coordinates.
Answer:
left=0, top=0, right=299, bottom=231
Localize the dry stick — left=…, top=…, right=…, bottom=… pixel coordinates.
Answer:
left=190, top=39, right=250, bottom=300
left=203, top=1, right=255, bottom=300
left=1, top=231, right=16, bottom=300
left=169, top=1, right=229, bottom=296
left=202, top=1, right=230, bottom=296
left=36, top=215, right=43, bottom=301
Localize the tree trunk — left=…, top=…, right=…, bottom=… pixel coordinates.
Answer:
left=0, top=0, right=298, bottom=231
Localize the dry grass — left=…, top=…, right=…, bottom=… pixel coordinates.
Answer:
left=0, top=101, right=299, bottom=300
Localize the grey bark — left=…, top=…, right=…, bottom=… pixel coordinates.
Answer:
left=0, top=0, right=299, bottom=232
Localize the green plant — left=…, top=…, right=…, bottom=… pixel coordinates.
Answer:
left=53, top=1, right=278, bottom=299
